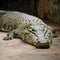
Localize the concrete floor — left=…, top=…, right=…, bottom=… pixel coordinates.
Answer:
left=0, top=21, right=60, bottom=60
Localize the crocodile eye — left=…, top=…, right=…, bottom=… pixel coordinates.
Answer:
left=32, top=29, right=36, bottom=31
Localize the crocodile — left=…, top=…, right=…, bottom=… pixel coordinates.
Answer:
left=0, top=10, right=56, bottom=48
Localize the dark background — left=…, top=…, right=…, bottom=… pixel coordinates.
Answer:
left=0, top=0, right=39, bottom=16
left=0, top=0, right=60, bottom=24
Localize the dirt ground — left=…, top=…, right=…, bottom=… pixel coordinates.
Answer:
left=0, top=21, right=60, bottom=60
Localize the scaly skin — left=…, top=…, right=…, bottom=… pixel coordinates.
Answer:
left=0, top=10, right=55, bottom=48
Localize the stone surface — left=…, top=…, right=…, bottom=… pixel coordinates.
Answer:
left=0, top=21, right=60, bottom=60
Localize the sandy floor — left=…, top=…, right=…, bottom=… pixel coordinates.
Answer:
left=0, top=21, right=60, bottom=60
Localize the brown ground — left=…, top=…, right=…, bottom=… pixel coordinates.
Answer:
left=0, top=21, right=60, bottom=60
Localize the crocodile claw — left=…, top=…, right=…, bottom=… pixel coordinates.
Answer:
left=3, top=36, right=12, bottom=40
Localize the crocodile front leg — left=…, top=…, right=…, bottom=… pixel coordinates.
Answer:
left=3, top=29, right=19, bottom=40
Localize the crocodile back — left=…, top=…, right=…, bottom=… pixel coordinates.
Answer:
left=0, top=11, right=44, bottom=31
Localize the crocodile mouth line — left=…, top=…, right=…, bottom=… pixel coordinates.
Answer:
left=28, top=29, right=38, bottom=38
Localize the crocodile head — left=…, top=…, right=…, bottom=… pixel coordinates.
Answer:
left=22, top=25, right=52, bottom=48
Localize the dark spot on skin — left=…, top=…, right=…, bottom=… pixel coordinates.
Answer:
left=38, top=41, right=40, bottom=43
left=32, top=29, right=36, bottom=31
left=26, top=20, right=27, bottom=21
left=7, top=25, right=12, bottom=30
left=14, top=24, right=17, bottom=29
left=2, top=23, right=7, bottom=29
left=48, top=33, right=51, bottom=34
left=29, top=20, right=30, bottom=22
left=37, top=39, right=38, bottom=40
left=30, top=24, right=32, bottom=25
left=7, top=22, right=9, bottom=23
left=44, top=29, right=47, bottom=37
left=45, top=38, right=47, bottom=39
left=26, top=23, right=27, bottom=24
left=37, top=39, right=39, bottom=43
left=19, top=20, right=21, bottom=22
